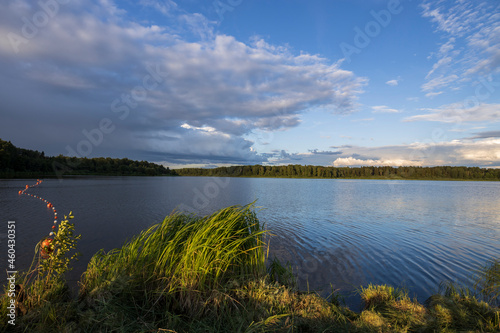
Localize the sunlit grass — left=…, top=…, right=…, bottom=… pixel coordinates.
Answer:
left=423, top=280, right=500, bottom=332
left=358, top=284, right=427, bottom=330
left=80, top=203, right=267, bottom=316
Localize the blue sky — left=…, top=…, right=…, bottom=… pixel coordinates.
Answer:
left=0, top=0, right=499, bottom=168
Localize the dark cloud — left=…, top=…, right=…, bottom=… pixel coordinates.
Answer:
left=468, top=131, right=500, bottom=139
left=0, top=0, right=366, bottom=165
left=330, top=145, right=353, bottom=149
left=307, top=149, right=342, bottom=155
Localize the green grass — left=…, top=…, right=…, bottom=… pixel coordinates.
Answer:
left=79, top=203, right=268, bottom=323
left=1, top=204, right=499, bottom=332
left=474, top=259, right=500, bottom=307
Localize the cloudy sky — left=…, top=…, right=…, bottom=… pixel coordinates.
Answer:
left=0, top=0, right=499, bottom=168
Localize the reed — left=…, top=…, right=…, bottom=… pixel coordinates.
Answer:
left=80, top=203, right=268, bottom=316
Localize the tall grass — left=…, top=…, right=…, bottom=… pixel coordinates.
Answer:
left=424, top=280, right=500, bottom=331
left=80, top=203, right=268, bottom=316
left=475, top=258, right=500, bottom=306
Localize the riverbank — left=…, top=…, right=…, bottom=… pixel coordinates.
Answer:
left=1, top=204, right=498, bottom=332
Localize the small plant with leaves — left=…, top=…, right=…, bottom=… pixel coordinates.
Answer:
left=38, top=211, right=81, bottom=286
left=14, top=212, right=81, bottom=312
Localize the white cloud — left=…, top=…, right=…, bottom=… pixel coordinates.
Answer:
left=421, top=1, right=483, bottom=37
left=457, top=139, right=500, bottom=162
left=420, top=1, right=500, bottom=95
left=438, top=38, right=456, bottom=56
left=272, top=137, right=500, bottom=168
left=333, top=157, right=421, bottom=167
left=181, top=123, right=219, bottom=134
left=386, top=79, right=398, bottom=86
left=371, top=105, right=401, bottom=113
left=425, top=91, right=444, bottom=98
left=421, top=74, right=458, bottom=93
left=425, top=56, right=453, bottom=79
left=404, top=103, right=500, bottom=123
left=465, top=25, right=500, bottom=75
left=352, top=118, right=375, bottom=122
left=140, top=0, right=178, bottom=16
left=407, top=137, right=500, bottom=167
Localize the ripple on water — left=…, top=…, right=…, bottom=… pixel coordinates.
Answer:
left=1, top=178, right=499, bottom=311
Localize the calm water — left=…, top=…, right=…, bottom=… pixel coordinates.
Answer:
left=1, top=177, right=499, bottom=309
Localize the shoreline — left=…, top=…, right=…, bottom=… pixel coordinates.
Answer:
left=2, top=173, right=499, bottom=181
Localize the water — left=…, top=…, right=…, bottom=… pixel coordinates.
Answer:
left=1, top=176, right=499, bottom=310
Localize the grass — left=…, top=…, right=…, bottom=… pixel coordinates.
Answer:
left=1, top=203, right=499, bottom=332
left=474, top=259, right=500, bottom=306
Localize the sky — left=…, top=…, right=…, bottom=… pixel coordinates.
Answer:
left=0, top=0, right=499, bottom=169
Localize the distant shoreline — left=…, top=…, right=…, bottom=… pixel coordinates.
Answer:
left=175, top=164, right=500, bottom=182
left=2, top=173, right=499, bottom=182
left=176, top=174, right=500, bottom=182
left=1, top=138, right=499, bottom=181
left=0, top=172, right=178, bottom=179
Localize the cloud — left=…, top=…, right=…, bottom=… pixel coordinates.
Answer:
left=333, top=157, right=421, bottom=167
left=420, top=1, right=500, bottom=95
left=371, top=105, right=401, bottom=113
left=448, top=138, right=500, bottom=164
left=267, top=149, right=302, bottom=161
left=465, top=25, right=500, bottom=75
left=0, top=0, right=366, bottom=166
left=352, top=118, right=374, bottom=122
left=421, top=74, right=458, bottom=93
left=407, top=138, right=500, bottom=166
left=307, top=149, right=342, bottom=156
left=264, top=148, right=346, bottom=165
left=404, top=103, right=500, bottom=123
left=468, top=130, right=500, bottom=139
left=421, top=1, right=486, bottom=38
left=425, top=91, right=444, bottom=98
left=425, top=55, right=453, bottom=79
left=140, top=0, right=178, bottom=16
left=385, top=79, right=398, bottom=86
left=267, top=137, right=500, bottom=168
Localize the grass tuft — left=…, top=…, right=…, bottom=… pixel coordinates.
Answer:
left=474, top=258, right=500, bottom=306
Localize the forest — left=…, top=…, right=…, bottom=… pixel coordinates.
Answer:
left=176, top=164, right=500, bottom=181
left=0, top=139, right=176, bottom=178
left=2, top=138, right=499, bottom=180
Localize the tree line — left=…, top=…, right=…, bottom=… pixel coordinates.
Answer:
left=0, top=139, right=176, bottom=178
left=2, top=138, right=499, bottom=180
left=176, top=164, right=500, bottom=181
